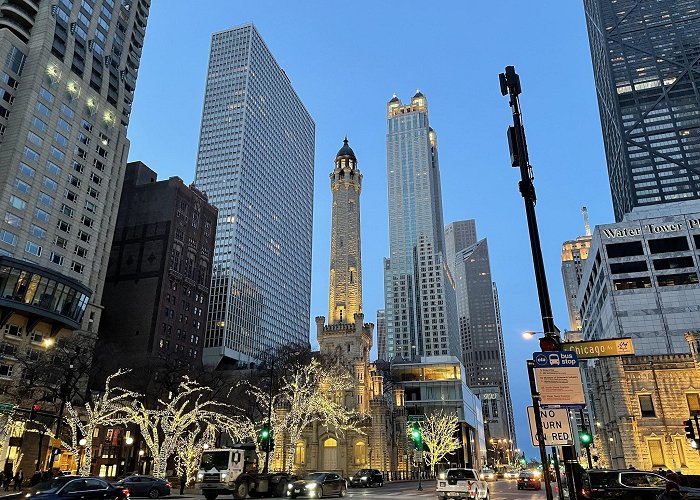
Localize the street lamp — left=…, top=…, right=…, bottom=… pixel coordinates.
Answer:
left=124, top=437, right=134, bottom=475
left=137, top=450, right=144, bottom=474
left=77, top=438, right=87, bottom=474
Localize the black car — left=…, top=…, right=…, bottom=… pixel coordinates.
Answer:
left=517, top=472, right=541, bottom=490
left=286, top=472, right=346, bottom=498
left=114, top=475, right=171, bottom=498
left=23, top=476, right=129, bottom=500
left=582, top=470, right=700, bottom=499
left=348, top=469, right=383, bottom=488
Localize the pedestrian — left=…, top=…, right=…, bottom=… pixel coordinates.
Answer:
left=179, top=471, right=187, bottom=495
left=657, top=482, right=682, bottom=500
left=3, top=470, right=11, bottom=491
left=14, top=470, right=23, bottom=491
left=29, top=471, right=41, bottom=486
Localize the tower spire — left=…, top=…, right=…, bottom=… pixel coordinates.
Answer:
left=582, top=206, right=591, bottom=236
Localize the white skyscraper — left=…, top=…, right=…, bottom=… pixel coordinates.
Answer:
left=195, top=24, right=315, bottom=368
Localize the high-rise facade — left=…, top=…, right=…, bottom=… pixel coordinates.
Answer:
left=445, top=220, right=516, bottom=459
left=376, top=309, right=386, bottom=361
left=195, top=24, right=315, bottom=368
left=96, top=161, right=217, bottom=396
left=383, top=91, right=459, bottom=360
left=561, top=208, right=593, bottom=331
left=0, top=0, right=149, bottom=388
left=584, top=0, right=700, bottom=221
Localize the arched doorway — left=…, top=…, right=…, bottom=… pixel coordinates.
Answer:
left=323, top=437, right=338, bottom=470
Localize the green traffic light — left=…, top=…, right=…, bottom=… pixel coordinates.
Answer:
left=580, top=432, right=592, bottom=445
left=261, top=426, right=270, bottom=440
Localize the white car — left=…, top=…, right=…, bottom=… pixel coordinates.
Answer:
left=436, top=468, right=489, bottom=500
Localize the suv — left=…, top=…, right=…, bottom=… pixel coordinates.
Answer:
left=517, top=471, right=541, bottom=490
left=582, top=470, right=700, bottom=499
left=436, top=468, right=489, bottom=500
left=348, top=469, right=383, bottom=488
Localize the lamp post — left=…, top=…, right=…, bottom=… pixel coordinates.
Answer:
left=137, top=450, right=144, bottom=474
left=47, top=345, right=82, bottom=472
left=77, top=438, right=87, bottom=474
left=124, top=437, right=134, bottom=475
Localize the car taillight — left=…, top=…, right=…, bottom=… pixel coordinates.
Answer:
left=122, top=489, right=130, bottom=497
left=165, top=483, right=172, bottom=488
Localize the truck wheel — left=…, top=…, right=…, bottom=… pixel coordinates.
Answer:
left=233, top=481, right=249, bottom=500
left=205, top=494, right=218, bottom=500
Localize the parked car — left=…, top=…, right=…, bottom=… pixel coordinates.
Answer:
left=480, top=468, right=497, bottom=481
left=114, top=475, right=171, bottom=498
left=24, top=476, right=130, bottom=500
left=517, top=471, right=541, bottom=490
left=348, top=468, right=383, bottom=488
left=286, top=472, right=346, bottom=498
left=582, top=469, right=700, bottom=499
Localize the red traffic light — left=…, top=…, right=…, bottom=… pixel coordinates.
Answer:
left=32, top=404, right=40, bottom=411
left=539, top=336, right=561, bottom=352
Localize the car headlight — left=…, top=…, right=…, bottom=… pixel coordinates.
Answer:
left=197, top=473, right=203, bottom=480
left=361, top=476, right=368, bottom=480
left=221, top=473, right=227, bottom=480
left=438, top=473, right=446, bottom=480
left=287, top=484, right=293, bottom=490
left=307, top=483, right=317, bottom=490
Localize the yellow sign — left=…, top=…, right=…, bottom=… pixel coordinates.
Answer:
left=561, top=338, right=635, bottom=359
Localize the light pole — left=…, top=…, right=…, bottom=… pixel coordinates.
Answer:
left=124, top=437, right=134, bottom=475
left=77, top=438, right=87, bottom=474
left=47, top=345, right=82, bottom=471
left=137, top=450, right=144, bottom=474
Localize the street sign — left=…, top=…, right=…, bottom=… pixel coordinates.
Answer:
left=0, top=403, right=14, bottom=413
left=532, top=351, right=586, bottom=409
left=407, top=415, right=425, bottom=422
left=527, top=406, right=573, bottom=446
left=561, top=338, right=635, bottom=359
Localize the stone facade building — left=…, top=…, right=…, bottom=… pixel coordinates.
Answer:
left=588, top=332, right=700, bottom=473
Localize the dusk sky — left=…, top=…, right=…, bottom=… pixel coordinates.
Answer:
left=126, top=1, right=613, bottom=458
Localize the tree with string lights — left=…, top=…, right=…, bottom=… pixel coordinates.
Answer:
left=417, top=409, right=461, bottom=475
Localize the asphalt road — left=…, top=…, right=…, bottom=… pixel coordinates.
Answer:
left=176, top=479, right=546, bottom=500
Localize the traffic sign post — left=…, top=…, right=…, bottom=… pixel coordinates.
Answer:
left=561, top=338, right=635, bottom=359
left=527, top=407, right=573, bottom=446
left=533, top=351, right=586, bottom=409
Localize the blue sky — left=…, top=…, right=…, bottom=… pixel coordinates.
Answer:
left=126, top=1, right=613, bottom=459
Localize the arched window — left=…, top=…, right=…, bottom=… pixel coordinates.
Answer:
left=323, top=437, right=338, bottom=470
left=354, top=441, right=366, bottom=465
left=294, top=441, right=305, bottom=465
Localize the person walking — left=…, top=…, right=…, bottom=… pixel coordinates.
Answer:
left=3, top=470, right=11, bottom=491
left=657, top=482, right=683, bottom=500
left=13, top=470, right=23, bottom=491
left=179, top=471, right=187, bottom=495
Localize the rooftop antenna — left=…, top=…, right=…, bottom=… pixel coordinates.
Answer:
left=582, top=206, right=591, bottom=236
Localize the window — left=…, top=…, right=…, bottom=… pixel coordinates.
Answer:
left=81, top=215, right=93, bottom=228
left=647, top=441, right=665, bottom=468
left=50, top=252, right=64, bottom=265
left=4, top=213, right=20, bottom=228
left=9, top=195, right=26, bottom=210
left=46, top=161, right=61, bottom=176
left=90, top=172, right=102, bottom=185
left=87, top=187, right=99, bottom=199
left=74, top=245, right=87, bottom=258
left=84, top=200, right=96, bottom=213
left=18, top=162, right=35, bottom=177
left=69, top=175, right=81, bottom=188
left=75, top=146, right=87, bottom=159
left=31, top=116, right=48, bottom=132
left=354, top=441, right=365, bottom=465
left=657, top=272, right=699, bottom=286
left=675, top=438, right=687, bottom=467
left=60, top=103, right=75, bottom=118
left=71, top=261, right=84, bottom=274
left=0, top=364, right=12, bottom=377
left=42, top=176, right=58, bottom=191
left=35, top=101, right=50, bottom=117
left=78, top=132, right=90, bottom=145
left=27, top=131, right=43, bottom=147
left=14, top=179, right=30, bottom=194
left=50, top=146, right=65, bottom=161
left=639, top=395, right=655, bottom=417
left=61, top=204, right=74, bottom=218
left=38, top=192, right=54, bottom=207
left=25, top=240, right=41, bottom=256
left=78, top=230, right=91, bottom=243
left=613, top=277, right=652, bottom=290
left=606, top=241, right=644, bottom=258
left=688, top=393, right=700, bottom=416
left=294, top=441, right=305, bottom=465
left=64, top=189, right=78, bottom=202
left=648, top=237, right=689, bottom=254
left=39, top=86, right=55, bottom=103
left=81, top=118, right=93, bottom=132
left=93, top=159, right=105, bottom=171
left=653, top=256, right=694, bottom=270
left=54, top=236, right=68, bottom=249
left=34, top=208, right=49, bottom=222
left=0, top=230, right=16, bottom=246
left=95, top=145, right=108, bottom=158
left=57, top=117, right=71, bottom=132
left=57, top=220, right=71, bottom=233
left=23, top=146, right=39, bottom=162
left=30, top=225, right=45, bottom=239
left=54, top=132, right=69, bottom=147
left=72, top=161, right=85, bottom=173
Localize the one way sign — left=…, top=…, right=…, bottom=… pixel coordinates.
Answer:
left=527, top=406, right=573, bottom=446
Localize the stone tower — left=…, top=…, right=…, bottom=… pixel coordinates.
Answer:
left=328, top=138, right=363, bottom=324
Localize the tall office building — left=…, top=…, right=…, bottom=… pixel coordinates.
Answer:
left=0, top=0, right=149, bottom=388
left=376, top=309, right=386, bottom=361
left=584, top=0, right=700, bottom=221
left=445, top=220, right=516, bottom=459
left=96, top=161, right=217, bottom=396
left=195, top=24, right=315, bottom=368
left=383, top=91, right=459, bottom=360
left=561, top=207, right=593, bottom=331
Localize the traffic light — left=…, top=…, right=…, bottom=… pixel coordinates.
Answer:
left=684, top=419, right=696, bottom=441
left=259, top=424, right=272, bottom=452
left=539, top=336, right=561, bottom=352
left=411, top=423, right=422, bottom=448
left=580, top=431, right=593, bottom=447
left=29, top=403, right=40, bottom=420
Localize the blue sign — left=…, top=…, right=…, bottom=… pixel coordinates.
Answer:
left=533, top=351, right=579, bottom=368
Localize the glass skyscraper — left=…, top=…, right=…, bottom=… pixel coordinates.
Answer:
left=195, top=24, right=315, bottom=368
left=383, top=91, right=459, bottom=360
left=0, top=0, right=149, bottom=389
left=584, top=0, right=700, bottom=221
